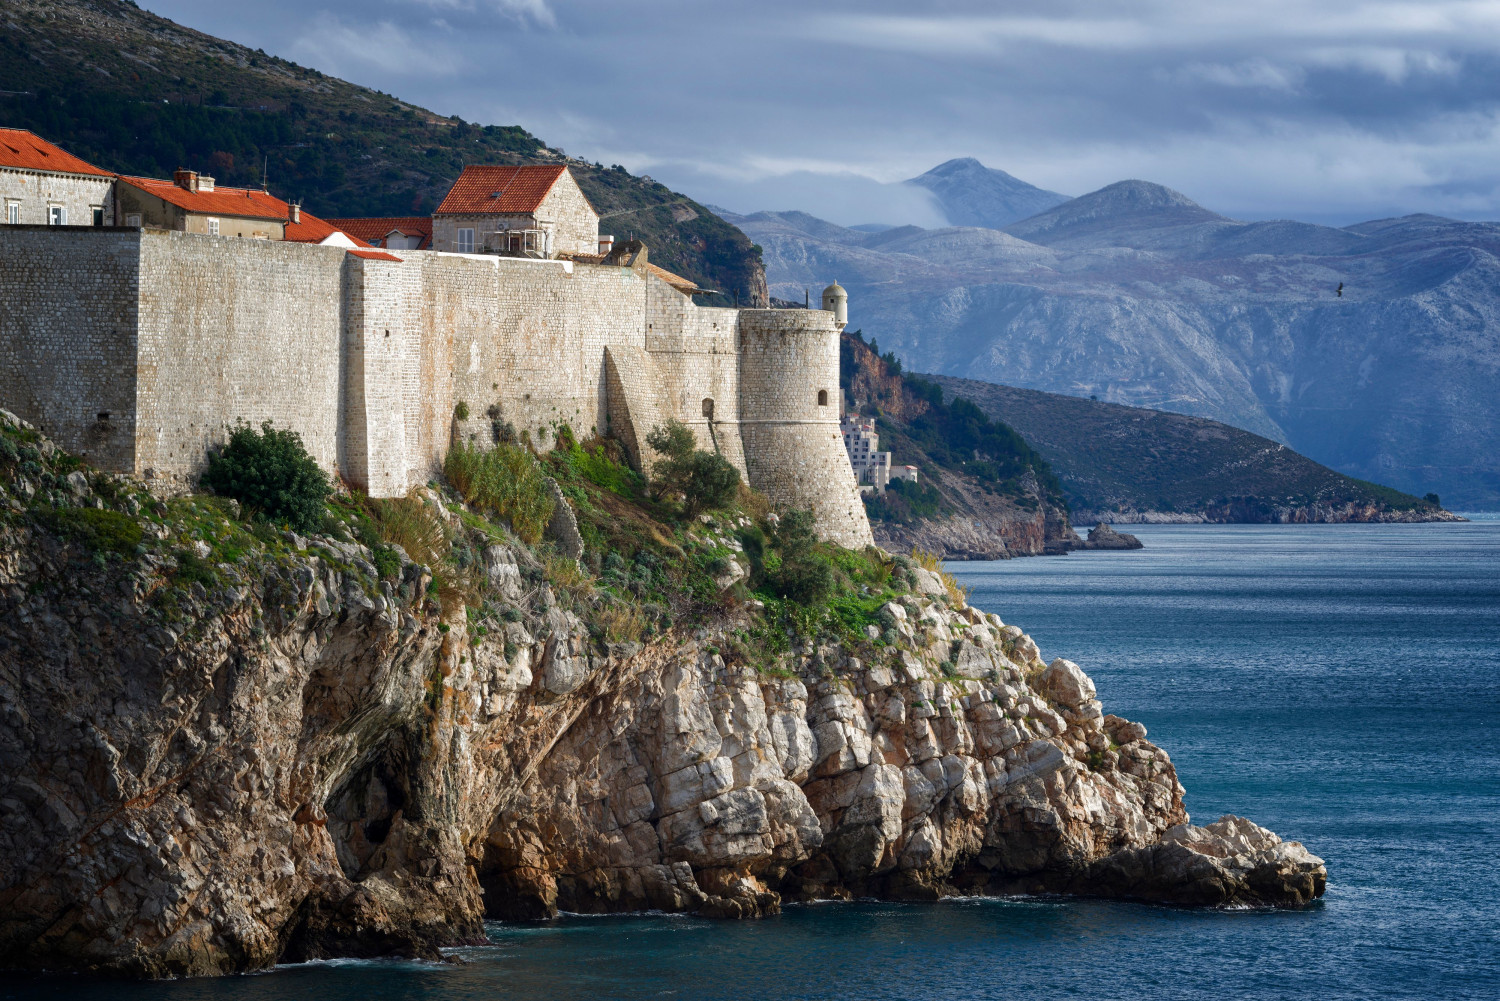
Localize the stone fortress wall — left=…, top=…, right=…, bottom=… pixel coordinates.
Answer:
left=0, top=227, right=873, bottom=547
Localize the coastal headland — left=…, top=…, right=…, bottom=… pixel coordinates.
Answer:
left=0, top=413, right=1323, bottom=978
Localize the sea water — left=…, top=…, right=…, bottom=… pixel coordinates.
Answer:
left=8, top=520, right=1499, bottom=1000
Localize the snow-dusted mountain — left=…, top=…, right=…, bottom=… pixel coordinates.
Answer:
left=906, top=158, right=1069, bottom=229
left=724, top=170, right=1500, bottom=508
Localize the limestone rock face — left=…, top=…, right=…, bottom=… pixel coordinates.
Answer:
left=0, top=508, right=1324, bottom=978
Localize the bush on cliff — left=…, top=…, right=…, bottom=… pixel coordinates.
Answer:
left=764, top=510, right=835, bottom=605
left=444, top=440, right=554, bottom=545
left=645, top=419, right=741, bottom=516
left=201, top=421, right=331, bottom=533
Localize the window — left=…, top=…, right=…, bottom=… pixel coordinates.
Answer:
left=702, top=398, right=715, bottom=419
left=47, top=205, right=66, bottom=226
left=817, top=389, right=829, bottom=407
left=5, top=202, right=17, bottom=225
left=457, top=228, right=475, bottom=253
left=91, top=206, right=104, bottom=227
left=125, top=213, right=142, bottom=228
left=207, top=217, right=220, bottom=236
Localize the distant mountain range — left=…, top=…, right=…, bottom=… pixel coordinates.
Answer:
left=724, top=162, right=1500, bottom=508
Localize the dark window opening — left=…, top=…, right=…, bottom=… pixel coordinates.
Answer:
left=702, top=398, right=715, bottom=419
left=817, top=389, right=829, bottom=407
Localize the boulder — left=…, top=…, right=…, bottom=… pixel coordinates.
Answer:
left=1039, top=658, right=1096, bottom=708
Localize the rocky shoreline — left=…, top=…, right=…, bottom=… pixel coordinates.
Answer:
left=873, top=514, right=1142, bottom=560
left=0, top=416, right=1322, bottom=979
left=1071, top=504, right=1465, bottom=525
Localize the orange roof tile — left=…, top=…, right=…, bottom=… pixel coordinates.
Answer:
left=0, top=129, right=113, bottom=177
left=283, top=209, right=343, bottom=243
left=118, top=175, right=289, bottom=221
left=346, top=248, right=403, bottom=262
left=327, top=216, right=432, bottom=249
left=435, top=165, right=567, bottom=215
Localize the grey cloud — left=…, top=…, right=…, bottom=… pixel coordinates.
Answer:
left=140, top=0, right=1500, bottom=225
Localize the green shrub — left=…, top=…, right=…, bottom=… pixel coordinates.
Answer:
left=200, top=421, right=330, bottom=532
left=774, top=551, right=835, bottom=605
left=36, top=507, right=142, bottom=556
left=444, top=440, right=555, bottom=544
left=681, top=451, right=740, bottom=515
left=567, top=441, right=644, bottom=498
left=173, top=548, right=217, bottom=587
left=763, top=510, right=835, bottom=605
left=644, top=419, right=741, bottom=515
left=372, top=545, right=402, bottom=579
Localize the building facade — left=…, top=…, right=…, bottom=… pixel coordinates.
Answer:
left=115, top=172, right=288, bottom=239
left=0, top=129, right=114, bottom=228
left=841, top=415, right=917, bottom=493
left=431, top=165, right=598, bottom=257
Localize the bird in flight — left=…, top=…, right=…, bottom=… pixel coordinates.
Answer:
left=1336, top=282, right=1344, bottom=297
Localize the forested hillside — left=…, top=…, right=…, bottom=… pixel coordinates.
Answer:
left=925, top=374, right=1456, bottom=524
left=0, top=0, right=765, bottom=304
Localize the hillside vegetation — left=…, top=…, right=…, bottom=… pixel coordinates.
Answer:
left=925, top=374, right=1455, bottom=523
left=0, top=0, right=764, bottom=304
left=839, top=332, right=1093, bottom=558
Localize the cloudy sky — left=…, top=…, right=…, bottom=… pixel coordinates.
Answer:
left=143, top=0, right=1500, bottom=227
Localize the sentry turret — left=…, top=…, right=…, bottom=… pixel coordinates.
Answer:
left=821, top=282, right=848, bottom=331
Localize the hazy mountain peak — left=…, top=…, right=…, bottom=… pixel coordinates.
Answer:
left=906, top=158, right=1069, bottom=229
left=1002, top=178, right=1229, bottom=246
left=1086, top=179, right=1217, bottom=213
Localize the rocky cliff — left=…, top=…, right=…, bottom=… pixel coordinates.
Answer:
left=0, top=412, right=1321, bottom=979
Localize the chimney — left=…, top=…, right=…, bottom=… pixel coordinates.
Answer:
left=198, top=175, right=215, bottom=192
left=289, top=202, right=301, bottom=224
left=173, top=169, right=199, bottom=192
left=598, top=234, right=614, bottom=255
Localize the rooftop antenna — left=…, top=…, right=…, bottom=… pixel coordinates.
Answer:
left=261, top=154, right=269, bottom=192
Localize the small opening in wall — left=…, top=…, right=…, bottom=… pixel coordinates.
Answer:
left=384, top=329, right=390, bottom=338
left=96, top=412, right=110, bottom=421
left=702, top=398, right=715, bottom=419
left=817, top=389, right=829, bottom=407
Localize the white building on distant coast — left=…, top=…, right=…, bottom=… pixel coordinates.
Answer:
left=841, top=415, right=917, bottom=493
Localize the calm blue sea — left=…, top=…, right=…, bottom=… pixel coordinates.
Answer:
left=9, top=520, right=1499, bottom=1001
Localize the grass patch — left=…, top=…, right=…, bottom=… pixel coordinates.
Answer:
left=444, top=440, right=554, bottom=544
left=35, top=506, right=143, bottom=556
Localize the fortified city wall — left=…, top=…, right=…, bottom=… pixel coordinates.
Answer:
left=0, top=227, right=872, bottom=545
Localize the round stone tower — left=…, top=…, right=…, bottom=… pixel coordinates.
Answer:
left=737, top=307, right=873, bottom=548
left=821, top=282, right=848, bottom=331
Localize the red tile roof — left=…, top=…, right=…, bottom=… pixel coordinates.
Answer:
left=283, top=209, right=343, bottom=243
left=0, top=129, right=113, bottom=177
left=327, top=216, right=432, bottom=249
left=118, top=175, right=290, bottom=221
left=435, top=165, right=568, bottom=215
left=346, top=248, right=403, bottom=262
